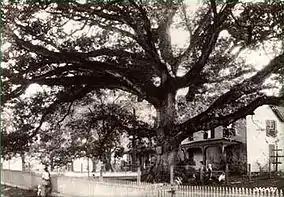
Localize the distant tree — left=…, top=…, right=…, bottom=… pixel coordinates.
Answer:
left=2, top=1, right=284, bottom=181
left=1, top=92, right=50, bottom=158
left=1, top=89, right=79, bottom=169
left=30, top=124, right=74, bottom=170
left=65, top=91, right=154, bottom=171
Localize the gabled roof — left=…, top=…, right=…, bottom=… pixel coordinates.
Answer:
left=270, top=105, right=284, bottom=122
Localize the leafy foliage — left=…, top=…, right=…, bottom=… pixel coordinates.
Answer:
left=1, top=91, right=52, bottom=158
left=63, top=91, right=154, bottom=169
left=31, top=91, right=154, bottom=169
left=1, top=0, right=284, bottom=180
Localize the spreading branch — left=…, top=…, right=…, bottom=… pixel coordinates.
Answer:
left=175, top=94, right=284, bottom=143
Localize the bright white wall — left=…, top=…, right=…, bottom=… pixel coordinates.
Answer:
left=181, top=119, right=246, bottom=145
left=246, top=105, right=284, bottom=172
left=73, top=157, right=93, bottom=172
left=2, top=156, right=22, bottom=171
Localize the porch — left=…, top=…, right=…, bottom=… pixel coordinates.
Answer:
left=180, top=138, right=244, bottom=171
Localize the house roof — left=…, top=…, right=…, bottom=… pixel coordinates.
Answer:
left=270, top=105, right=284, bottom=122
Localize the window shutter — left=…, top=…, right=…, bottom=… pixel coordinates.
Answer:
left=211, top=129, right=215, bottom=139
left=204, top=131, right=208, bottom=139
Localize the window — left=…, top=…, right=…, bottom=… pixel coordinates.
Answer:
left=223, top=123, right=236, bottom=138
left=266, top=120, right=277, bottom=137
left=204, top=129, right=215, bottom=139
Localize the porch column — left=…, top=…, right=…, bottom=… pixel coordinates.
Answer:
left=220, top=144, right=229, bottom=184
left=181, top=148, right=187, bottom=160
left=220, top=144, right=227, bottom=169
left=200, top=146, right=208, bottom=185
left=201, top=146, right=208, bottom=167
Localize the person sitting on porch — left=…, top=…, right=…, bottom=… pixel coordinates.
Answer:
left=218, top=172, right=226, bottom=183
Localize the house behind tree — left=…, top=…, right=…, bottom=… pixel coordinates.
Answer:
left=180, top=105, right=284, bottom=174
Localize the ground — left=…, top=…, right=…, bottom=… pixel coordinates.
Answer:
left=227, top=175, right=284, bottom=189
left=1, top=176, right=283, bottom=196
left=1, top=185, right=37, bottom=197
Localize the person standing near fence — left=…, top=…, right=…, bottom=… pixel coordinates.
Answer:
left=199, top=161, right=205, bottom=184
left=207, top=163, right=213, bottom=181
left=41, top=166, right=52, bottom=196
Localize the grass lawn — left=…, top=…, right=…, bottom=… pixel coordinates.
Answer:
left=226, top=175, right=284, bottom=189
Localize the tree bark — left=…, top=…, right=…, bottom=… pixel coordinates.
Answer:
left=143, top=91, right=180, bottom=182
left=50, top=156, right=54, bottom=171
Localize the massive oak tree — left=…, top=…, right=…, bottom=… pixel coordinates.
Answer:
left=2, top=0, right=284, bottom=181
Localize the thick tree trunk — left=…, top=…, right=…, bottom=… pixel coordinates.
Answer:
left=142, top=148, right=179, bottom=183
left=142, top=91, right=180, bottom=182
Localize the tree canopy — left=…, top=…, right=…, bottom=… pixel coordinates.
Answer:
left=2, top=88, right=154, bottom=171
left=2, top=0, right=284, bottom=178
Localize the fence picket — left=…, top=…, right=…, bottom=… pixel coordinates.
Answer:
left=3, top=169, right=284, bottom=197
left=187, top=185, right=189, bottom=196
left=260, top=188, right=264, bottom=196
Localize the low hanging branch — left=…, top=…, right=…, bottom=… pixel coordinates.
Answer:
left=2, top=1, right=284, bottom=165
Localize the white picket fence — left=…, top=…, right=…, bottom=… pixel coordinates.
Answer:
left=173, top=185, right=284, bottom=197
left=1, top=169, right=283, bottom=197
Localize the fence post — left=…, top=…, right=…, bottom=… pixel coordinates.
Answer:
left=99, top=168, right=103, bottom=181
left=137, top=167, right=141, bottom=185
left=170, top=165, right=174, bottom=185
left=248, top=163, right=251, bottom=181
